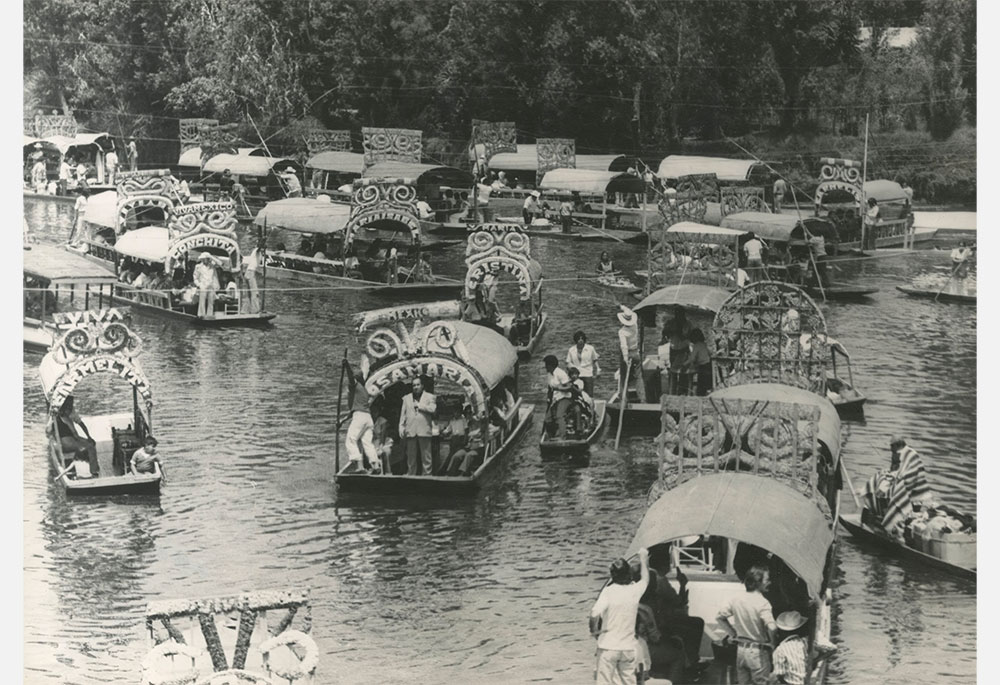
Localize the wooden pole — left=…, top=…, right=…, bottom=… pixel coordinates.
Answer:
left=860, top=113, right=870, bottom=251
left=335, top=350, right=347, bottom=475
left=839, top=457, right=862, bottom=510
left=614, top=361, right=632, bottom=449
left=934, top=260, right=963, bottom=301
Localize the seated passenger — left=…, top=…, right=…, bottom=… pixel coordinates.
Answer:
left=444, top=408, right=484, bottom=477
left=56, top=396, right=99, bottom=477
left=371, top=415, right=393, bottom=475
left=567, top=367, right=593, bottom=410
left=129, top=436, right=163, bottom=476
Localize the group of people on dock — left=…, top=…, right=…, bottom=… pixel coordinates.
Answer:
left=25, top=138, right=138, bottom=195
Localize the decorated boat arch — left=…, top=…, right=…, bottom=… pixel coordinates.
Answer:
left=462, top=223, right=546, bottom=355
left=116, top=169, right=178, bottom=233
left=342, top=177, right=422, bottom=249
left=40, top=309, right=161, bottom=495
left=165, top=201, right=243, bottom=271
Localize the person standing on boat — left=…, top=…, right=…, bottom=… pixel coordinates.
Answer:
left=242, top=246, right=261, bottom=313
left=193, top=253, right=220, bottom=318
left=716, top=565, right=778, bottom=685
left=523, top=190, right=542, bottom=224
left=400, top=376, right=437, bottom=476
left=743, top=233, right=766, bottom=282
left=127, top=138, right=138, bottom=171
left=772, top=178, right=787, bottom=213
left=219, top=169, right=235, bottom=200
left=567, top=331, right=600, bottom=396
left=344, top=358, right=380, bottom=473
left=31, top=156, right=47, bottom=194
left=589, top=547, right=650, bottom=685
left=58, top=156, right=72, bottom=196
left=476, top=179, right=493, bottom=222
left=559, top=194, right=574, bottom=233
left=616, top=306, right=641, bottom=402
left=105, top=146, right=119, bottom=185
left=950, top=241, right=974, bottom=280
left=56, top=396, right=100, bottom=478
left=281, top=167, right=302, bottom=198
left=68, top=189, right=89, bottom=246
left=543, top=355, right=576, bottom=438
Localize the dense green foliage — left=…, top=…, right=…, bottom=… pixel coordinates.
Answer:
left=24, top=0, right=975, bottom=201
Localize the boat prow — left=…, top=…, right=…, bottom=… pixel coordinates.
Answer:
left=896, top=285, right=976, bottom=304
left=839, top=512, right=976, bottom=581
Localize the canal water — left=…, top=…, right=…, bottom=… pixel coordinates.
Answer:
left=22, top=199, right=976, bottom=684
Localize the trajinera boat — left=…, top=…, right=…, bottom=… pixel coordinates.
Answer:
left=39, top=308, right=162, bottom=496
left=24, top=243, right=117, bottom=352
left=334, top=303, right=534, bottom=496
left=840, top=441, right=975, bottom=580
left=254, top=178, right=463, bottom=298
left=143, top=589, right=318, bottom=683
left=599, top=278, right=845, bottom=682
left=539, top=397, right=607, bottom=457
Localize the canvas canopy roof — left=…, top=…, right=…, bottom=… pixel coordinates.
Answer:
left=657, top=155, right=764, bottom=182
left=203, top=153, right=299, bottom=176
left=473, top=144, right=629, bottom=173
left=83, top=191, right=119, bottom=229
left=114, top=226, right=170, bottom=263
left=864, top=179, right=907, bottom=203
left=178, top=147, right=203, bottom=167
left=44, top=132, right=113, bottom=154
left=538, top=168, right=644, bottom=194
left=634, top=284, right=732, bottom=315
left=720, top=212, right=838, bottom=243
left=362, top=161, right=472, bottom=187
left=447, top=320, right=518, bottom=390
left=23, top=244, right=117, bottom=284
left=254, top=197, right=351, bottom=234
left=626, top=473, right=834, bottom=600
left=708, top=382, right=841, bottom=461
left=306, top=150, right=366, bottom=174
left=666, top=222, right=749, bottom=238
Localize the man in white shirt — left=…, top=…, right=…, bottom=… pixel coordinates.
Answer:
left=743, top=232, right=765, bottom=282
left=242, top=247, right=261, bottom=313
left=59, top=158, right=72, bottom=195
left=717, top=565, right=778, bottom=684
left=589, top=547, right=650, bottom=685
left=127, top=138, right=138, bottom=171
left=772, top=178, right=787, bottom=213
left=523, top=190, right=542, bottom=224
left=566, top=331, right=600, bottom=396
left=544, top=355, right=576, bottom=438
left=105, top=148, right=119, bottom=184
left=416, top=199, right=434, bottom=221
left=70, top=190, right=89, bottom=245
left=281, top=167, right=302, bottom=197
left=399, top=377, right=437, bottom=475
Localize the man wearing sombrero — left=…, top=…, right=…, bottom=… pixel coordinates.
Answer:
left=616, top=305, right=641, bottom=402
left=281, top=166, right=302, bottom=198
left=770, top=610, right=808, bottom=684
left=193, top=253, right=220, bottom=318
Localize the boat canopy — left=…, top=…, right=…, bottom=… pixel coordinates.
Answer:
left=864, top=179, right=908, bottom=203
left=472, top=144, right=630, bottom=173
left=178, top=147, right=203, bottom=167
left=448, top=320, right=518, bottom=390
left=203, top=153, right=300, bottom=176
left=114, top=226, right=170, bottom=263
left=254, top=197, right=351, bottom=234
left=708, top=383, right=841, bottom=462
left=306, top=150, right=366, bottom=174
left=625, top=473, right=833, bottom=600
left=657, top=155, right=764, bottom=182
left=666, top=222, right=749, bottom=239
left=362, top=161, right=473, bottom=188
left=83, top=191, right=119, bottom=229
left=24, top=244, right=116, bottom=284
left=720, top=212, right=838, bottom=243
left=43, top=132, right=113, bottom=154
left=634, top=284, right=732, bottom=315
left=538, top=168, right=645, bottom=194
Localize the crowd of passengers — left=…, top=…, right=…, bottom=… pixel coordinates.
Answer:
left=269, top=236, right=435, bottom=284
left=117, top=250, right=263, bottom=316
left=590, top=542, right=825, bottom=685
left=343, top=359, right=517, bottom=477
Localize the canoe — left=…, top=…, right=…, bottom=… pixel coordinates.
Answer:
left=839, top=512, right=976, bottom=581
left=594, top=274, right=642, bottom=295
left=606, top=390, right=662, bottom=437
left=805, top=284, right=879, bottom=301
left=335, top=404, right=534, bottom=496
left=540, top=399, right=607, bottom=456
left=896, top=285, right=976, bottom=304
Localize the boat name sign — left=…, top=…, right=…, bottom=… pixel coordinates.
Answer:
left=365, top=358, right=486, bottom=417
left=50, top=355, right=152, bottom=411
left=467, top=257, right=531, bottom=299
left=166, top=233, right=241, bottom=270
left=52, top=307, right=126, bottom=328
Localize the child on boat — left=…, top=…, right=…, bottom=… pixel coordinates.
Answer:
left=130, top=436, right=163, bottom=478
left=567, top=367, right=594, bottom=410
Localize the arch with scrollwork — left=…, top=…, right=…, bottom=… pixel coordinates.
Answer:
left=342, top=178, right=421, bottom=247
left=464, top=223, right=533, bottom=300
left=711, top=282, right=830, bottom=394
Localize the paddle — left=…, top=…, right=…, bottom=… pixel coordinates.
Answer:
left=934, top=260, right=963, bottom=302
left=569, top=216, right=625, bottom=243
left=51, top=462, right=75, bottom=483
left=335, top=350, right=347, bottom=475
left=839, top=457, right=862, bottom=511
left=614, top=362, right=632, bottom=450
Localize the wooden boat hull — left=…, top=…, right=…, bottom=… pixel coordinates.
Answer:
left=63, top=473, right=162, bottom=496
left=24, top=321, right=54, bottom=352
left=896, top=285, right=976, bottom=304
left=335, top=404, right=534, bottom=496
left=112, top=294, right=276, bottom=327
left=839, top=513, right=976, bottom=580
left=516, top=312, right=548, bottom=357
left=833, top=396, right=866, bottom=417
left=606, top=395, right=662, bottom=437
left=540, top=400, right=607, bottom=456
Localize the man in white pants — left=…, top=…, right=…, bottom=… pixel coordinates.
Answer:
left=344, top=358, right=379, bottom=472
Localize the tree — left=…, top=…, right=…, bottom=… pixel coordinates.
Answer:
left=916, top=0, right=969, bottom=140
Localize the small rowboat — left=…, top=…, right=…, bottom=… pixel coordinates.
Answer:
left=839, top=512, right=976, bottom=581
left=805, top=284, right=879, bottom=301
left=594, top=274, right=642, bottom=295
left=896, top=285, right=976, bottom=304
left=540, top=399, right=607, bottom=457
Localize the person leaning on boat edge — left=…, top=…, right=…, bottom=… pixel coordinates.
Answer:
left=589, top=547, right=650, bottom=685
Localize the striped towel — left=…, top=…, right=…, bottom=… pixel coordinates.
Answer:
left=881, top=446, right=932, bottom=532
